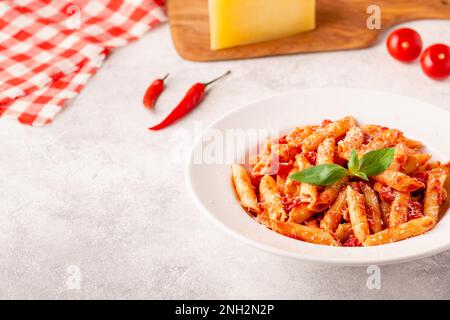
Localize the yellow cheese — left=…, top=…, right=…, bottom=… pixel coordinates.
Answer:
left=208, top=0, right=315, bottom=50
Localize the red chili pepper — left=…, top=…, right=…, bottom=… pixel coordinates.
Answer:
left=149, top=70, right=231, bottom=130
left=143, top=73, right=169, bottom=109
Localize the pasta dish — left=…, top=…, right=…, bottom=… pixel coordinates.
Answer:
left=231, top=116, right=449, bottom=247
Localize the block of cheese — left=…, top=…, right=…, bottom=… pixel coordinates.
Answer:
left=208, top=0, right=316, bottom=50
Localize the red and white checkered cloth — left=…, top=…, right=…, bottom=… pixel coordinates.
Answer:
left=0, top=0, right=166, bottom=126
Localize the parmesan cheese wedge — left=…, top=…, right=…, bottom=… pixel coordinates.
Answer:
left=208, top=0, right=316, bottom=50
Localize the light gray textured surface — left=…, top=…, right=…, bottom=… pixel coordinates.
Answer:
left=0, top=21, right=450, bottom=299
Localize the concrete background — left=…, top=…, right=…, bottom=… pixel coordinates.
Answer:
left=0, top=20, right=449, bottom=299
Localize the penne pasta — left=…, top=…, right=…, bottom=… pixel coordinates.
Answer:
left=316, top=138, right=335, bottom=164
left=288, top=204, right=316, bottom=224
left=360, top=124, right=383, bottom=137
left=302, top=116, right=355, bottom=152
left=285, top=126, right=315, bottom=147
left=251, top=157, right=270, bottom=176
left=320, top=189, right=347, bottom=232
left=403, top=138, right=423, bottom=150
left=346, top=186, right=371, bottom=244
left=308, top=177, right=349, bottom=212
left=272, top=143, right=291, bottom=163
left=259, top=174, right=287, bottom=221
left=424, top=166, right=449, bottom=222
left=337, top=126, right=364, bottom=160
left=373, top=182, right=395, bottom=201
left=389, top=191, right=410, bottom=227
left=257, top=209, right=271, bottom=228
left=402, top=153, right=432, bottom=175
left=271, top=220, right=341, bottom=246
left=342, top=206, right=350, bottom=222
left=361, top=183, right=383, bottom=233
left=276, top=174, right=287, bottom=194
left=251, top=141, right=272, bottom=176
left=423, top=161, right=442, bottom=171
left=374, top=169, right=424, bottom=193
left=359, top=128, right=403, bottom=154
left=333, top=223, right=353, bottom=243
left=232, top=164, right=261, bottom=214
left=380, top=200, right=391, bottom=228
left=305, top=218, right=320, bottom=228
left=388, top=144, right=408, bottom=171
left=284, top=165, right=300, bottom=198
left=363, top=217, right=435, bottom=246
left=296, top=154, right=319, bottom=205
left=300, top=182, right=319, bottom=206
left=295, top=153, right=311, bottom=170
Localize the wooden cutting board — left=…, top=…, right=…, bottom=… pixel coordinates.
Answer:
left=168, top=0, right=450, bottom=62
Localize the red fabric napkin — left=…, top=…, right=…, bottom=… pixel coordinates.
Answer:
left=0, top=0, right=166, bottom=126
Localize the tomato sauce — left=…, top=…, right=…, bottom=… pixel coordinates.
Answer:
left=304, top=151, right=317, bottom=165
left=362, top=132, right=372, bottom=145
left=413, top=171, right=429, bottom=186
left=282, top=196, right=302, bottom=212
left=335, top=133, right=346, bottom=143
left=343, top=235, right=362, bottom=247
left=277, top=161, right=293, bottom=178
left=288, top=146, right=302, bottom=160
left=278, top=135, right=288, bottom=144
left=378, top=185, right=395, bottom=202
left=251, top=174, right=262, bottom=190
left=334, top=154, right=348, bottom=167
left=407, top=200, right=424, bottom=220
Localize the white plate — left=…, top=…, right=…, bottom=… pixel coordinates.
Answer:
left=185, top=88, right=450, bottom=266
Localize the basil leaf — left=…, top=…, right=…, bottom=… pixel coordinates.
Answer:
left=358, top=148, right=395, bottom=177
left=348, top=149, right=360, bottom=174
left=352, top=171, right=369, bottom=181
left=289, top=164, right=350, bottom=186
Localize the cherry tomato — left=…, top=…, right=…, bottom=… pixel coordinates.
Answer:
left=420, top=44, right=450, bottom=80
left=386, top=28, right=423, bottom=62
